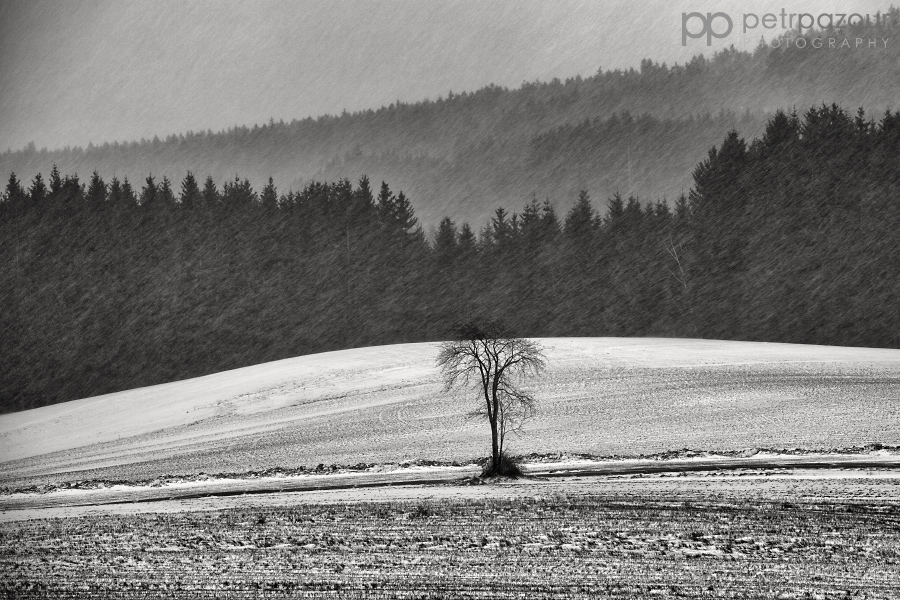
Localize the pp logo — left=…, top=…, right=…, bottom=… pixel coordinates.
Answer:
left=682, top=12, right=733, bottom=46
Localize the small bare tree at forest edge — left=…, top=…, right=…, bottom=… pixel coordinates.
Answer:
left=436, top=319, right=546, bottom=477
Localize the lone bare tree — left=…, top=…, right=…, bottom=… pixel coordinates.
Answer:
left=436, top=319, right=546, bottom=476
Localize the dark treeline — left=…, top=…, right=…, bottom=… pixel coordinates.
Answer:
left=1, top=10, right=898, bottom=226
left=2, top=105, right=899, bottom=412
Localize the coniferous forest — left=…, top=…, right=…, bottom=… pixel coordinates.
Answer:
left=1, top=105, right=899, bottom=412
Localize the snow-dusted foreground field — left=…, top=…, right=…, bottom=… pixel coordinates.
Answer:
left=1, top=338, right=899, bottom=488
left=2, top=338, right=899, bottom=599
left=3, top=470, right=899, bottom=598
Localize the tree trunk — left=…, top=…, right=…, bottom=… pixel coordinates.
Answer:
left=489, top=415, right=500, bottom=473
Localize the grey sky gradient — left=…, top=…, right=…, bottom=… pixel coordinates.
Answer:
left=0, top=0, right=886, bottom=151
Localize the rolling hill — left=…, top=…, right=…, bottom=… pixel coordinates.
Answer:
left=2, top=338, right=898, bottom=488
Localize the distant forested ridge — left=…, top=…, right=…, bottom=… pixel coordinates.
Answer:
left=1, top=12, right=898, bottom=226
left=2, top=105, right=898, bottom=412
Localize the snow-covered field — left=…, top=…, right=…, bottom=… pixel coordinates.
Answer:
left=1, top=338, right=898, bottom=488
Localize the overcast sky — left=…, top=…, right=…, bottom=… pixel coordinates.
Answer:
left=0, top=0, right=887, bottom=151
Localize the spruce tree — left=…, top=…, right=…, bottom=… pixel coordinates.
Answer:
left=519, top=197, right=543, bottom=251
left=458, top=222, right=477, bottom=255
left=201, top=175, right=219, bottom=209
left=140, top=174, right=158, bottom=207
left=3, top=172, right=26, bottom=216
left=490, top=207, right=513, bottom=251
left=349, top=175, right=374, bottom=226
left=260, top=176, right=278, bottom=211
left=158, top=176, right=176, bottom=207
left=61, top=174, right=84, bottom=204
left=564, top=190, right=595, bottom=243
left=26, top=172, right=47, bottom=207
left=107, top=177, right=123, bottom=205
left=180, top=172, right=201, bottom=209
left=49, top=165, right=62, bottom=196
left=393, top=191, right=417, bottom=233
left=86, top=170, right=107, bottom=205
left=376, top=181, right=395, bottom=223
left=120, top=178, right=137, bottom=205
left=539, top=199, right=561, bottom=244
left=605, top=191, right=625, bottom=227
left=434, top=216, right=458, bottom=262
